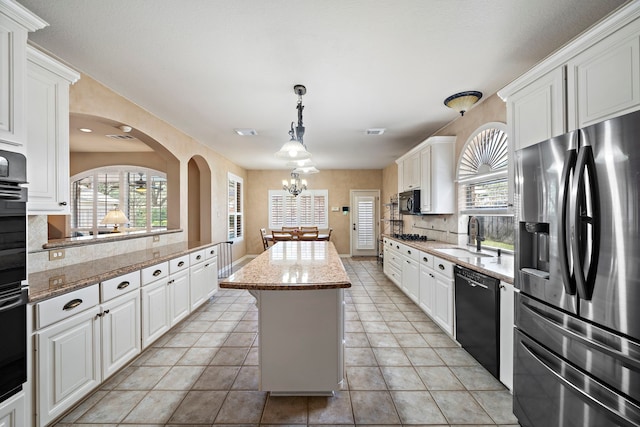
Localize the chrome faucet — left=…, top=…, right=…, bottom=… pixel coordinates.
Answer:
left=469, top=216, right=485, bottom=251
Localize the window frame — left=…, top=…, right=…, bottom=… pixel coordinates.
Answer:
left=228, top=172, right=244, bottom=241
left=70, top=166, right=168, bottom=236
left=457, top=122, right=510, bottom=215
left=268, top=189, right=329, bottom=230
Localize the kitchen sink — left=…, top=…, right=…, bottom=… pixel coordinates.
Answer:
left=433, top=247, right=494, bottom=258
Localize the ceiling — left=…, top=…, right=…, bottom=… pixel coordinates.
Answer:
left=18, top=0, right=627, bottom=170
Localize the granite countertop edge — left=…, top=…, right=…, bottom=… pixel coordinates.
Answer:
left=28, top=241, right=217, bottom=303
left=219, top=281, right=352, bottom=290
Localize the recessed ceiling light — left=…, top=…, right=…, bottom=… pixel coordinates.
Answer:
left=366, top=128, right=385, bottom=135
left=234, top=128, right=258, bottom=136
left=79, top=128, right=93, bottom=133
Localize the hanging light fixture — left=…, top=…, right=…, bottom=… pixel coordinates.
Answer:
left=282, top=171, right=307, bottom=197
left=274, top=85, right=311, bottom=160
left=444, top=91, right=483, bottom=116
left=287, top=159, right=320, bottom=174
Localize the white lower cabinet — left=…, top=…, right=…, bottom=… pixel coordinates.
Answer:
left=432, top=269, right=454, bottom=336
left=189, top=249, right=217, bottom=311
left=401, top=255, right=419, bottom=304
left=204, top=252, right=219, bottom=298
left=101, top=290, right=141, bottom=379
left=0, top=391, right=26, bottom=427
left=418, top=252, right=435, bottom=317
left=499, top=281, right=516, bottom=390
left=168, top=269, right=190, bottom=326
left=141, top=277, right=170, bottom=348
left=36, top=302, right=101, bottom=427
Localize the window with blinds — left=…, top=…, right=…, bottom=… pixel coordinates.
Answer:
left=458, top=124, right=509, bottom=214
left=268, top=189, right=329, bottom=229
left=70, top=167, right=167, bottom=236
left=228, top=173, right=243, bottom=240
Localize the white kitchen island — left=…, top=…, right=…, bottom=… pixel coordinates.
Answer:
left=220, top=241, right=351, bottom=396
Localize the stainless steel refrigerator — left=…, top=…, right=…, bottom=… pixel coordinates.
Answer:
left=514, top=110, right=640, bottom=427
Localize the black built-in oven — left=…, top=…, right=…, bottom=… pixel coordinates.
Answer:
left=0, top=149, right=28, bottom=403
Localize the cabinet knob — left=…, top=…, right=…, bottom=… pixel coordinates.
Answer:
left=407, top=250, right=411, bottom=254
left=59, top=201, right=67, bottom=206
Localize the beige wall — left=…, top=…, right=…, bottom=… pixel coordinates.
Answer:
left=245, top=169, right=382, bottom=255
left=381, top=93, right=507, bottom=244
left=29, top=74, right=249, bottom=271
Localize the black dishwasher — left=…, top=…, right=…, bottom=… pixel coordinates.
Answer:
left=454, top=265, right=500, bottom=379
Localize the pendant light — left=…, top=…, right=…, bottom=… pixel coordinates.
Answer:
left=274, top=85, right=311, bottom=160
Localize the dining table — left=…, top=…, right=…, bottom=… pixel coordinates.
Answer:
left=264, top=231, right=330, bottom=242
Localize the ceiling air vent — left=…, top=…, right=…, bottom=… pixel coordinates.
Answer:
left=234, top=128, right=258, bottom=136
left=106, top=134, right=137, bottom=140
left=365, top=128, right=385, bottom=135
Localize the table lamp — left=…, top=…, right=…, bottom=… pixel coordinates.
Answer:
left=100, top=207, right=129, bottom=232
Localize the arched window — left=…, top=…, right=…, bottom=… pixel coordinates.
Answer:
left=70, top=166, right=167, bottom=236
left=457, top=123, right=514, bottom=250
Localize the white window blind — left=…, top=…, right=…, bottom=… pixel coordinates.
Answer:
left=357, top=197, right=375, bottom=250
left=228, top=173, right=243, bottom=240
left=269, top=189, right=329, bottom=229
left=458, top=123, right=509, bottom=214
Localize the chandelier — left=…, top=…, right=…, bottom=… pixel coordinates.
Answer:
left=282, top=172, right=307, bottom=197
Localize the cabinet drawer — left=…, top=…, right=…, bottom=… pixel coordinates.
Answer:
left=419, top=251, right=434, bottom=269
left=433, top=256, right=453, bottom=277
left=36, top=284, right=99, bottom=329
left=204, top=246, right=217, bottom=260
left=190, top=250, right=206, bottom=265
left=398, top=243, right=419, bottom=262
left=169, top=255, right=190, bottom=274
left=141, top=261, right=169, bottom=286
left=101, top=271, right=140, bottom=302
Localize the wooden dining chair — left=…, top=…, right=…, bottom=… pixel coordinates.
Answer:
left=317, top=228, right=332, bottom=241
left=300, top=226, right=318, bottom=232
left=272, top=230, right=294, bottom=241
left=260, top=228, right=269, bottom=250
left=298, top=230, right=319, bottom=240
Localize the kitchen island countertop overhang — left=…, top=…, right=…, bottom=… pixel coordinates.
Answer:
left=220, top=240, right=352, bottom=291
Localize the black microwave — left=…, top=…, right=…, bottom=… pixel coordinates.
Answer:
left=399, top=190, right=421, bottom=215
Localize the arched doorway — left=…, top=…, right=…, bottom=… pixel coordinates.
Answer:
left=188, top=156, right=212, bottom=243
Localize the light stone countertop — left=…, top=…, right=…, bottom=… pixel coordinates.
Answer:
left=220, top=241, right=351, bottom=290
left=28, top=241, right=215, bottom=303
left=383, top=235, right=515, bottom=284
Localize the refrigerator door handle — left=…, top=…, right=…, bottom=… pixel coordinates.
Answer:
left=558, top=148, right=577, bottom=295
left=571, top=143, right=601, bottom=300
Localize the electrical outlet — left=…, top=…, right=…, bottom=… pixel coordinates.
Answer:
left=49, top=249, right=65, bottom=261
left=49, top=275, right=65, bottom=286
left=153, top=235, right=160, bottom=242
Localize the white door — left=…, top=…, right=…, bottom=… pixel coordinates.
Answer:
left=350, top=190, right=379, bottom=256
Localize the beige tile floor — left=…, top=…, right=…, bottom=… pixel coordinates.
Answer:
left=54, top=258, right=520, bottom=426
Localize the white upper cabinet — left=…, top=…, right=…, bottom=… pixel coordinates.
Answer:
left=26, top=46, right=80, bottom=214
left=401, top=152, right=420, bottom=191
left=396, top=136, right=455, bottom=214
left=500, top=2, right=640, bottom=147
left=420, top=137, right=454, bottom=214
left=567, top=17, right=640, bottom=130
left=0, top=0, right=47, bottom=151
left=505, top=68, right=565, bottom=151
